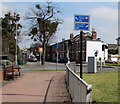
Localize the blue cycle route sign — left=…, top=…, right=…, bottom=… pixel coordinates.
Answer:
left=74, top=15, right=90, bottom=31
left=55, top=44, right=60, bottom=49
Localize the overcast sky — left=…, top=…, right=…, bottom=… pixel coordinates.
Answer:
left=0, top=0, right=119, bottom=49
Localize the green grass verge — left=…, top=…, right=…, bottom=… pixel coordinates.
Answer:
left=78, top=70, right=118, bottom=103
left=105, top=63, right=119, bottom=66
left=97, top=62, right=119, bottom=66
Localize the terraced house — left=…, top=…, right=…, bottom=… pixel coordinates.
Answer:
left=46, top=29, right=108, bottom=63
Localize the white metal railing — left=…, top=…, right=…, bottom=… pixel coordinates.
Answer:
left=66, top=63, right=92, bottom=103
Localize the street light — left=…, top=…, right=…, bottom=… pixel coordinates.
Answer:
left=66, top=41, right=70, bottom=64
left=15, top=23, right=18, bottom=65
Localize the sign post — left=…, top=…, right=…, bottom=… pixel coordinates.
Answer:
left=55, top=44, right=60, bottom=71
left=94, top=50, right=98, bottom=71
left=38, top=47, right=43, bottom=65
left=74, top=14, right=90, bottom=79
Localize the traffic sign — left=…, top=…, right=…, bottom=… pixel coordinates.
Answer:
left=74, top=15, right=90, bottom=31
left=75, top=15, right=89, bottom=22
left=55, top=44, right=60, bottom=49
left=38, top=47, right=43, bottom=53
left=75, top=23, right=89, bottom=30
left=94, top=51, right=98, bottom=57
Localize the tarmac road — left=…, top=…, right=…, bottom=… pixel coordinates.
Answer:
left=20, top=61, right=118, bottom=73
left=20, top=62, right=66, bottom=73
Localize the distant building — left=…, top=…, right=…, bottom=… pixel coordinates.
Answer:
left=86, top=40, right=108, bottom=62
left=107, top=44, right=118, bottom=62
left=108, top=44, right=118, bottom=54
left=47, top=29, right=108, bottom=63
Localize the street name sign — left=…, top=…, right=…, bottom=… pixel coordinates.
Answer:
left=74, top=15, right=90, bottom=31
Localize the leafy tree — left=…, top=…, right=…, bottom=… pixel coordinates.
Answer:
left=1, top=12, right=22, bottom=56
left=26, top=2, right=62, bottom=65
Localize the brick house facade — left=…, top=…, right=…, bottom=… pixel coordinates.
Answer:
left=46, top=29, right=99, bottom=63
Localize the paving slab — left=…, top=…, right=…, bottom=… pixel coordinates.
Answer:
left=1, top=71, right=71, bottom=103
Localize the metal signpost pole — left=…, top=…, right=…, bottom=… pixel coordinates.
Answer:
left=104, top=48, right=105, bottom=66
left=40, top=52, right=41, bottom=65
left=74, top=15, right=90, bottom=79
left=56, top=50, right=58, bottom=71
left=80, top=31, right=83, bottom=79
left=55, top=44, right=60, bottom=71
left=94, top=51, right=98, bottom=71
left=100, top=58, right=102, bottom=70
left=39, top=47, right=43, bottom=65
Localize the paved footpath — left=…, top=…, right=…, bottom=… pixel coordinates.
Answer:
left=1, top=71, right=71, bottom=103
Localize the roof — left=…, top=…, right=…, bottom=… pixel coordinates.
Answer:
left=116, top=37, right=120, bottom=40
left=108, top=44, right=117, bottom=50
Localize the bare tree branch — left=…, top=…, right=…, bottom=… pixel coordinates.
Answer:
left=26, top=2, right=62, bottom=65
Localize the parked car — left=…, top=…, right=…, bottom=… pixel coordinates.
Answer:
left=28, top=55, right=37, bottom=62
left=0, top=60, right=13, bottom=66
left=60, top=57, right=68, bottom=63
left=0, top=55, right=9, bottom=60
left=52, top=57, right=60, bottom=62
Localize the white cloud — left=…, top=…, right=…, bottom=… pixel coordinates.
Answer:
left=90, top=6, right=118, bottom=21
left=89, top=6, right=118, bottom=44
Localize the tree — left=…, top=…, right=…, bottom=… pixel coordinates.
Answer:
left=1, top=12, right=22, bottom=56
left=26, top=2, right=62, bottom=65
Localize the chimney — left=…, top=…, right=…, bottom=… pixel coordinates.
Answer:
left=70, top=33, right=74, bottom=39
left=62, top=38, right=65, bottom=41
left=92, top=28, right=97, bottom=40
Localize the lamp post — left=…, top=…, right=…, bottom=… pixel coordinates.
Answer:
left=66, top=41, right=70, bottom=64
left=15, top=23, right=18, bottom=65
left=116, top=37, right=120, bottom=63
